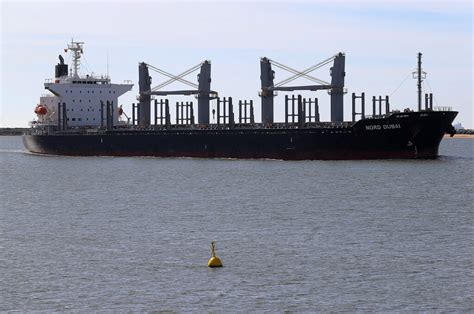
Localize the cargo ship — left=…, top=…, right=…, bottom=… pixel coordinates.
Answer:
left=23, top=41, right=457, bottom=160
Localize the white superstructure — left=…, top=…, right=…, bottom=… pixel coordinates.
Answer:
left=33, top=41, right=133, bottom=128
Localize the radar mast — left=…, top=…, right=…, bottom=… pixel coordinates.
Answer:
left=65, top=40, right=84, bottom=78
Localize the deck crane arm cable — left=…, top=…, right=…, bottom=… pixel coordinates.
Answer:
left=273, top=55, right=335, bottom=88
left=147, top=64, right=199, bottom=89
left=275, top=56, right=334, bottom=87
left=151, top=63, right=202, bottom=91
left=269, top=59, right=329, bottom=85
left=146, top=64, right=199, bottom=90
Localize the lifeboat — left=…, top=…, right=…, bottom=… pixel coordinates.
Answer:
left=34, top=104, right=48, bottom=115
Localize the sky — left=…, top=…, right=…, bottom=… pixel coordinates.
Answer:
left=1, top=0, right=472, bottom=128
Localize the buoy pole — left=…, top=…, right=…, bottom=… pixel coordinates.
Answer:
left=207, top=241, right=223, bottom=268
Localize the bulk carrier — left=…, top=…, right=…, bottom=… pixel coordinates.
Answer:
left=23, top=41, right=457, bottom=159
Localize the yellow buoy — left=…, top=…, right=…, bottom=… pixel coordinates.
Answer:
left=208, top=241, right=223, bottom=267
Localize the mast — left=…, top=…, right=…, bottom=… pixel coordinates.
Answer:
left=66, top=40, right=84, bottom=78
left=417, top=52, right=422, bottom=112
left=413, top=52, right=427, bottom=112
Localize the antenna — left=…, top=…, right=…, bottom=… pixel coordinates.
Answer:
left=107, top=49, right=109, bottom=79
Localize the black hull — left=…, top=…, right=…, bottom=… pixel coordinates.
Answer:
left=23, top=111, right=457, bottom=160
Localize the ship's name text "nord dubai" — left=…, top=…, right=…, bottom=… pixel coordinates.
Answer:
left=365, top=124, right=402, bottom=131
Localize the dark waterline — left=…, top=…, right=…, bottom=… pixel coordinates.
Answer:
left=1, top=137, right=473, bottom=311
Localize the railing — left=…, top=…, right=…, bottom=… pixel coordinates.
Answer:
left=434, top=106, right=452, bottom=111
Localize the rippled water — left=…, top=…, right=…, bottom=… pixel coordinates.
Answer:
left=1, top=136, right=473, bottom=311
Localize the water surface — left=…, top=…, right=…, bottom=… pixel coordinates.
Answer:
left=1, top=136, right=472, bottom=311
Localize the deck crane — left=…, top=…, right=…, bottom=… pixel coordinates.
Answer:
left=260, top=53, right=346, bottom=123
left=137, top=61, right=218, bottom=126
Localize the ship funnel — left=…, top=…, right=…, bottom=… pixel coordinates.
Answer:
left=55, top=54, right=68, bottom=78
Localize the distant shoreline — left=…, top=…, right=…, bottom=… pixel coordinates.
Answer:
left=0, top=128, right=28, bottom=136
left=444, top=133, right=474, bottom=139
